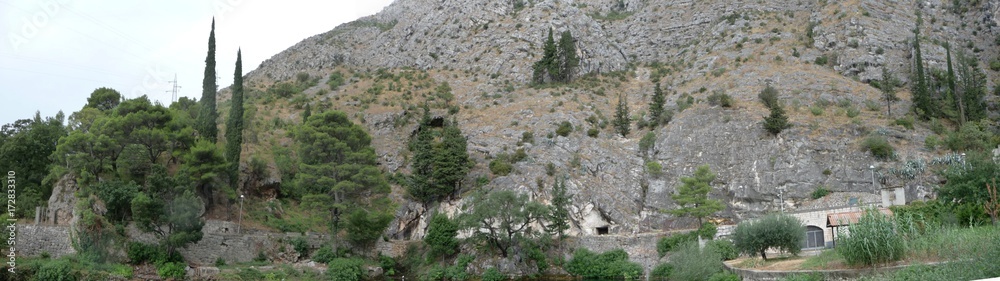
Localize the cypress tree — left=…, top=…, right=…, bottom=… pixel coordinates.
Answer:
left=225, top=49, right=244, bottom=184
left=614, top=93, right=631, bottom=137
left=880, top=67, right=899, bottom=117
left=911, top=13, right=932, bottom=119
left=557, top=30, right=578, bottom=83
left=763, top=104, right=791, bottom=135
left=649, top=83, right=666, bottom=127
left=302, top=103, right=311, bottom=123
left=945, top=43, right=966, bottom=125
left=197, top=18, right=219, bottom=141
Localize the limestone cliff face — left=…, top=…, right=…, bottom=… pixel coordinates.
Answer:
left=238, top=0, right=998, bottom=238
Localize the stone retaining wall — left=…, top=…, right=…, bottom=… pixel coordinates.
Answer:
left=17, top=224, right=75, bottom=258
left=724, top=261, right=915, bottom=281
left=566, top=232, right=664, bottom=275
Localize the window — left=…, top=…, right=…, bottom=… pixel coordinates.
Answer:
left=596, top=226, right=609, bottom=235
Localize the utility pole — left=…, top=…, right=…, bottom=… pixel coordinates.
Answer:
left=166, top=73, right=181, bottom=103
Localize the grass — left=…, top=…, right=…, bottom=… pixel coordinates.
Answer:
left=800, top=250, right=843, bottom=269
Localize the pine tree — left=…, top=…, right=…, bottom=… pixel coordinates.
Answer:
left=649, top=83, right=666, bottom=127
left=667, top=165, right=724, bottom=227
left=763, top=104, right=791, bottom=135
left=532, top=28, right=558, bottom=84
left=197, top=18, right=219, bottom=141
left=880, top=67, right=899, bottom=117
left=557, top=30, right=578, bottom=83
left=547, top=176, right=572, bottom=239
left=614, top=93, right=631, bottom=137
left=225, top=49, right=244, bottom=184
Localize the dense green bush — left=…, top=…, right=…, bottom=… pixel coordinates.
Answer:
left=556, top=121, right=573, bottom=137
left=290, top=236, right=310, bottom=257
left=157, top=262, right=186, bottom=279
left=733, top=213, right=804, bottom=260
left=657, top=232, right=696, bottom=257
left=237, top=267, right=265, bottom=280
left=645, top=161, right=663, bottom=178
left=708, top=239, right=739, bottom=260
left=481, top=267, right=506, bottom=281
left=565, top=248, right=643, bottom=279
left=708, top=91, right=734, bottom=108
left=862, top=135, right=894, bottom=160
left=489, top=158, right=513, bottom=176
left=650, top=263, right=673, bottom=278
left=836, top=209, right=904, bottom=266
left=894, top=117, right=915, bottom=130
left=425, top=212, right=459, bottom=259
left=326, top=258, right=365, bottom=281
left=811, top=186, right=830, bottom=199
left=312, top=245, right=337, bottom=264
left=587, top=128, right=600, bottom=138
left=944, top=122, right=993, bottom=152
left=35, top=259, right=76, bottom=281
left=668, top=242, right=723, bottom=281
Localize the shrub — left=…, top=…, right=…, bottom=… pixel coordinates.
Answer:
left=650, top=263, right=673, bottom=277
left=895, top=116, right=914, bottom=130
left=733, top=213, right=805, bottom=260
left=290, top=236, right=309, bottom=257
left=836, top=208, right=904, bottom=266
left=811, top=186, right=830, bottom=199
left=669, top=242, right=723, bottom=281
left=215, top=257, right=226, bottom=266
left=758, top=84, right=780, bottom=109
left=157, top=262, right=187, bottom=279
left=708, top=91, right=734, bottom=107
left=237, top=267, right=265, bottom=280
left=326, top=258, right=365, bottom=281
left=944, top=122, right=993, bottom=152
left=658, top=232, right=696, bottom=257
left=312, top=245, right=337, bottom=263
left=862, top=135, right=894, bottom=160
left=814, top=56, right=828, bottom=65
left=924, top=135, right=939, bottom=151
left=127, top=242, right=164, bottom=265
left=809, top=105, right=824, bottom=116
left=481, top=268, right=506, bottom=281
left=587, top=128, right=599, bottom=138
left=639, top=131, right=656, bottom=153
left=545, top=162, right=556, bottom=176
left=708, top=239, right=739, bottom=260
left=565, top=248, right=643, bottom=279
left=846, top=106, right=860, bottom=118
left=36, top=259, right=76, bottom=281
left=556, top=121, right=573, bottom=137
left=521, top=131, right=534, bottom=144
left=489, top=159, right=513, bottom=176
left=645, top=161, right=663, bottom=178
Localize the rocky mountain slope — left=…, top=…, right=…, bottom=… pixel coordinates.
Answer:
left=231, top=0, right=1000, bottom=239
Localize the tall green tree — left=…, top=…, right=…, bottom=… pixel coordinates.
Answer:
left=0, top=112, right=66, bottom=218
left=613, top=94, right=631, bottom=137
left=408, top=116, right=470, bottom=205
left=197, top=18, right=219, bottom=141
left=131, top=190, right=205, bottom=255
left=461, top=190, right=548, bottom=257
left=547, top=176, right=572, bottom=238
left=667, top=165, right=724, bottom=226
left=556, top=30, right=579, bottom=83
left=763, top=104, right=791, bottom=135
left=85, top=87, right=122, bottom=112
left=911, top=13, right=932, bottom=119
left=532, top=28, right=558, bottom=84
left=425, top=212, right=460, bottom=259
left=956, top=50, right=987, bottom=124
left=649, top=83, right=666, bottom=127
left=225, top=49, right=245, bottom=184
left=292, top=111, right=391, bottom=236
left=879, top=67, right=899, bottom=117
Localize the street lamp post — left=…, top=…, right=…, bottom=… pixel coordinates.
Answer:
left=238, top=194, right=244, bottom=234
left=961, top=153, right=966, bottom=170
left=870, top=165, right=876, bottom=195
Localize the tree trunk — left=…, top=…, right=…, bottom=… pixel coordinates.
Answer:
left=761, top=250, right=767, bottom=261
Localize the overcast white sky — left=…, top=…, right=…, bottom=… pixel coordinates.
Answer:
left=0, top=0, right=394, bottom=125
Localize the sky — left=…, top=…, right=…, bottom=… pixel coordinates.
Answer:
left=0, top=0, right=395, bottom=125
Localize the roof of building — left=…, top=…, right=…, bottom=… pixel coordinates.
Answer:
left=826, top=208, right=893, bottom=227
